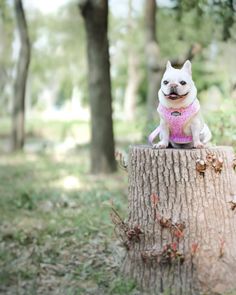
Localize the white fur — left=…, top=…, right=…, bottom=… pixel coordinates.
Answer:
left=154, top=60, right=212, bottom=149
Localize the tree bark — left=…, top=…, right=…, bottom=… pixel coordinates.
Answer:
left=124, top=53, right=141, bottom=121
left=145, top=0, right=161, bottom=122
left=79, top=0, right=116, bottom=173
left=124, top=0, right=141, bottom=121
left=11, top=0, right=30, bottom=151
left=122, top=145, right=236, bottom=294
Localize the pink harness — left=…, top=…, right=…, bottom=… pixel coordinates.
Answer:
left=148, top=99, right=200, bottom=144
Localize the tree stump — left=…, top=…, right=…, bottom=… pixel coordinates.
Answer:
left=122, top=145, right=236, bottom=295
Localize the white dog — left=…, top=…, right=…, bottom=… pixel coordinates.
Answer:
left=148, top=60, right=211, bottom=149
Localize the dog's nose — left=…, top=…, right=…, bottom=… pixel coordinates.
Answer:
left=169, top=83, right=178, bottom=88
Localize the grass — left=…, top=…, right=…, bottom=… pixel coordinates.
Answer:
left=0, top=116, right=143, bottom=145
left=1, top=115, right=235, bottom=295
left=0, top=149, right=137, bottom=294
left=0, top=117, right=142, bottom=295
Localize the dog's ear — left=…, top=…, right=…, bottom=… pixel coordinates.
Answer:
left=182, top=60, right=192, bottom=75
left=166, top=60, right=172, bottom=70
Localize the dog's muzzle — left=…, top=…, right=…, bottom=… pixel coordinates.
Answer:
left=162, top=90, right=189, bottom=100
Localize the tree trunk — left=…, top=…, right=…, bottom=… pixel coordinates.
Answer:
left=122, top=145, right=236, bottom=295
left=124, top=0, right=141, bottom=121
left=11, top=0, right=30, bottom=151
left=124, top=48, right=141, bottom=122
left=79, top=0, right=116, bottom=174
left=145, top=0, right=162, bottom=122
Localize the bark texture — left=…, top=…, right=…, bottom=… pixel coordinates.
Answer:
left=123, top=145, right=236, bottom=295
left=79, top=0, right=116, bottom=173
left=12, top=0, right=30, bottom=150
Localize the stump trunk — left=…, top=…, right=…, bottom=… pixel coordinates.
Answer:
left=123, top=145, right=236, bottom=295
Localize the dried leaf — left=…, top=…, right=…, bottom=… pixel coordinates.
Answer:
left=196, top=158, right=207, bottom=174
left=150, top=193, right=159, bottom=207
left=191, top=243, right=199, bottom=255
left=212, top=156, right=223, bottom=173
left=228, top=200, right=236, bottom=211
left=206, top=153, right=214, bottom=164
left=157, top=216, right=172, bottom=228
left=233, top=156, right=236, bottom=170
left=171, top=242, right=178, bottom=251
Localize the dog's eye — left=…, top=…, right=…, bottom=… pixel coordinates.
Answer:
left=163, top=80, right=169, bottom=85
left=180, top=80, right=186, bottom=85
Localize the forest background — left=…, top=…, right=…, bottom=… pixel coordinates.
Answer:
left=0, top=0, right=235, bottom=294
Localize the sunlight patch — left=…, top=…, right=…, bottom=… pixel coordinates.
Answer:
left=62, top=175, right=81, bottom=190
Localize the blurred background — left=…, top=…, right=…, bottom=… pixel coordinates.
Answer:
left=0, top=0, right=235, bottom=294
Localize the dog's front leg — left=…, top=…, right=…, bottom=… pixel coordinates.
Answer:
left=153, top=119, right=169, bottom=149
left=191, top=117, right=204, bottom=148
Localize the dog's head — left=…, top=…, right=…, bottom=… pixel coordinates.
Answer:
left=159, top=60, right=197, bottom=108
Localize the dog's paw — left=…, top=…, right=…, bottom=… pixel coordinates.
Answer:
left=153, top=141, right=168, bottom=149
left=194, top=142, right=204, bottom=149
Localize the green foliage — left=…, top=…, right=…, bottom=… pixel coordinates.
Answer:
left=14, top=192, right=36, bottom=210
left=109, top=277, right=136, bottom=294
left=192, top=59, right=224, bottom=95
left=0, top=147, right=127, bottom=293
left=109, top=1, right=236, bottom=119
left=174, top=0, right=235, bottom=41
left=1, top=0, right=235, bottom=120
left=157, top=7, right=215, bottom=57
left=0, top=119, right=143, bottom=294
left=0, top=0, right=14, bottom=113
left=207, top=101, right=236, bottom=147
left=28, top=4, right=87, bottom=109
left=109, top=10, right=146, bottom=107
left=56, top=79, right=73, bottom=107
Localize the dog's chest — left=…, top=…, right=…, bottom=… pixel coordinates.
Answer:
left=157, top=100, right=200, bottom=143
